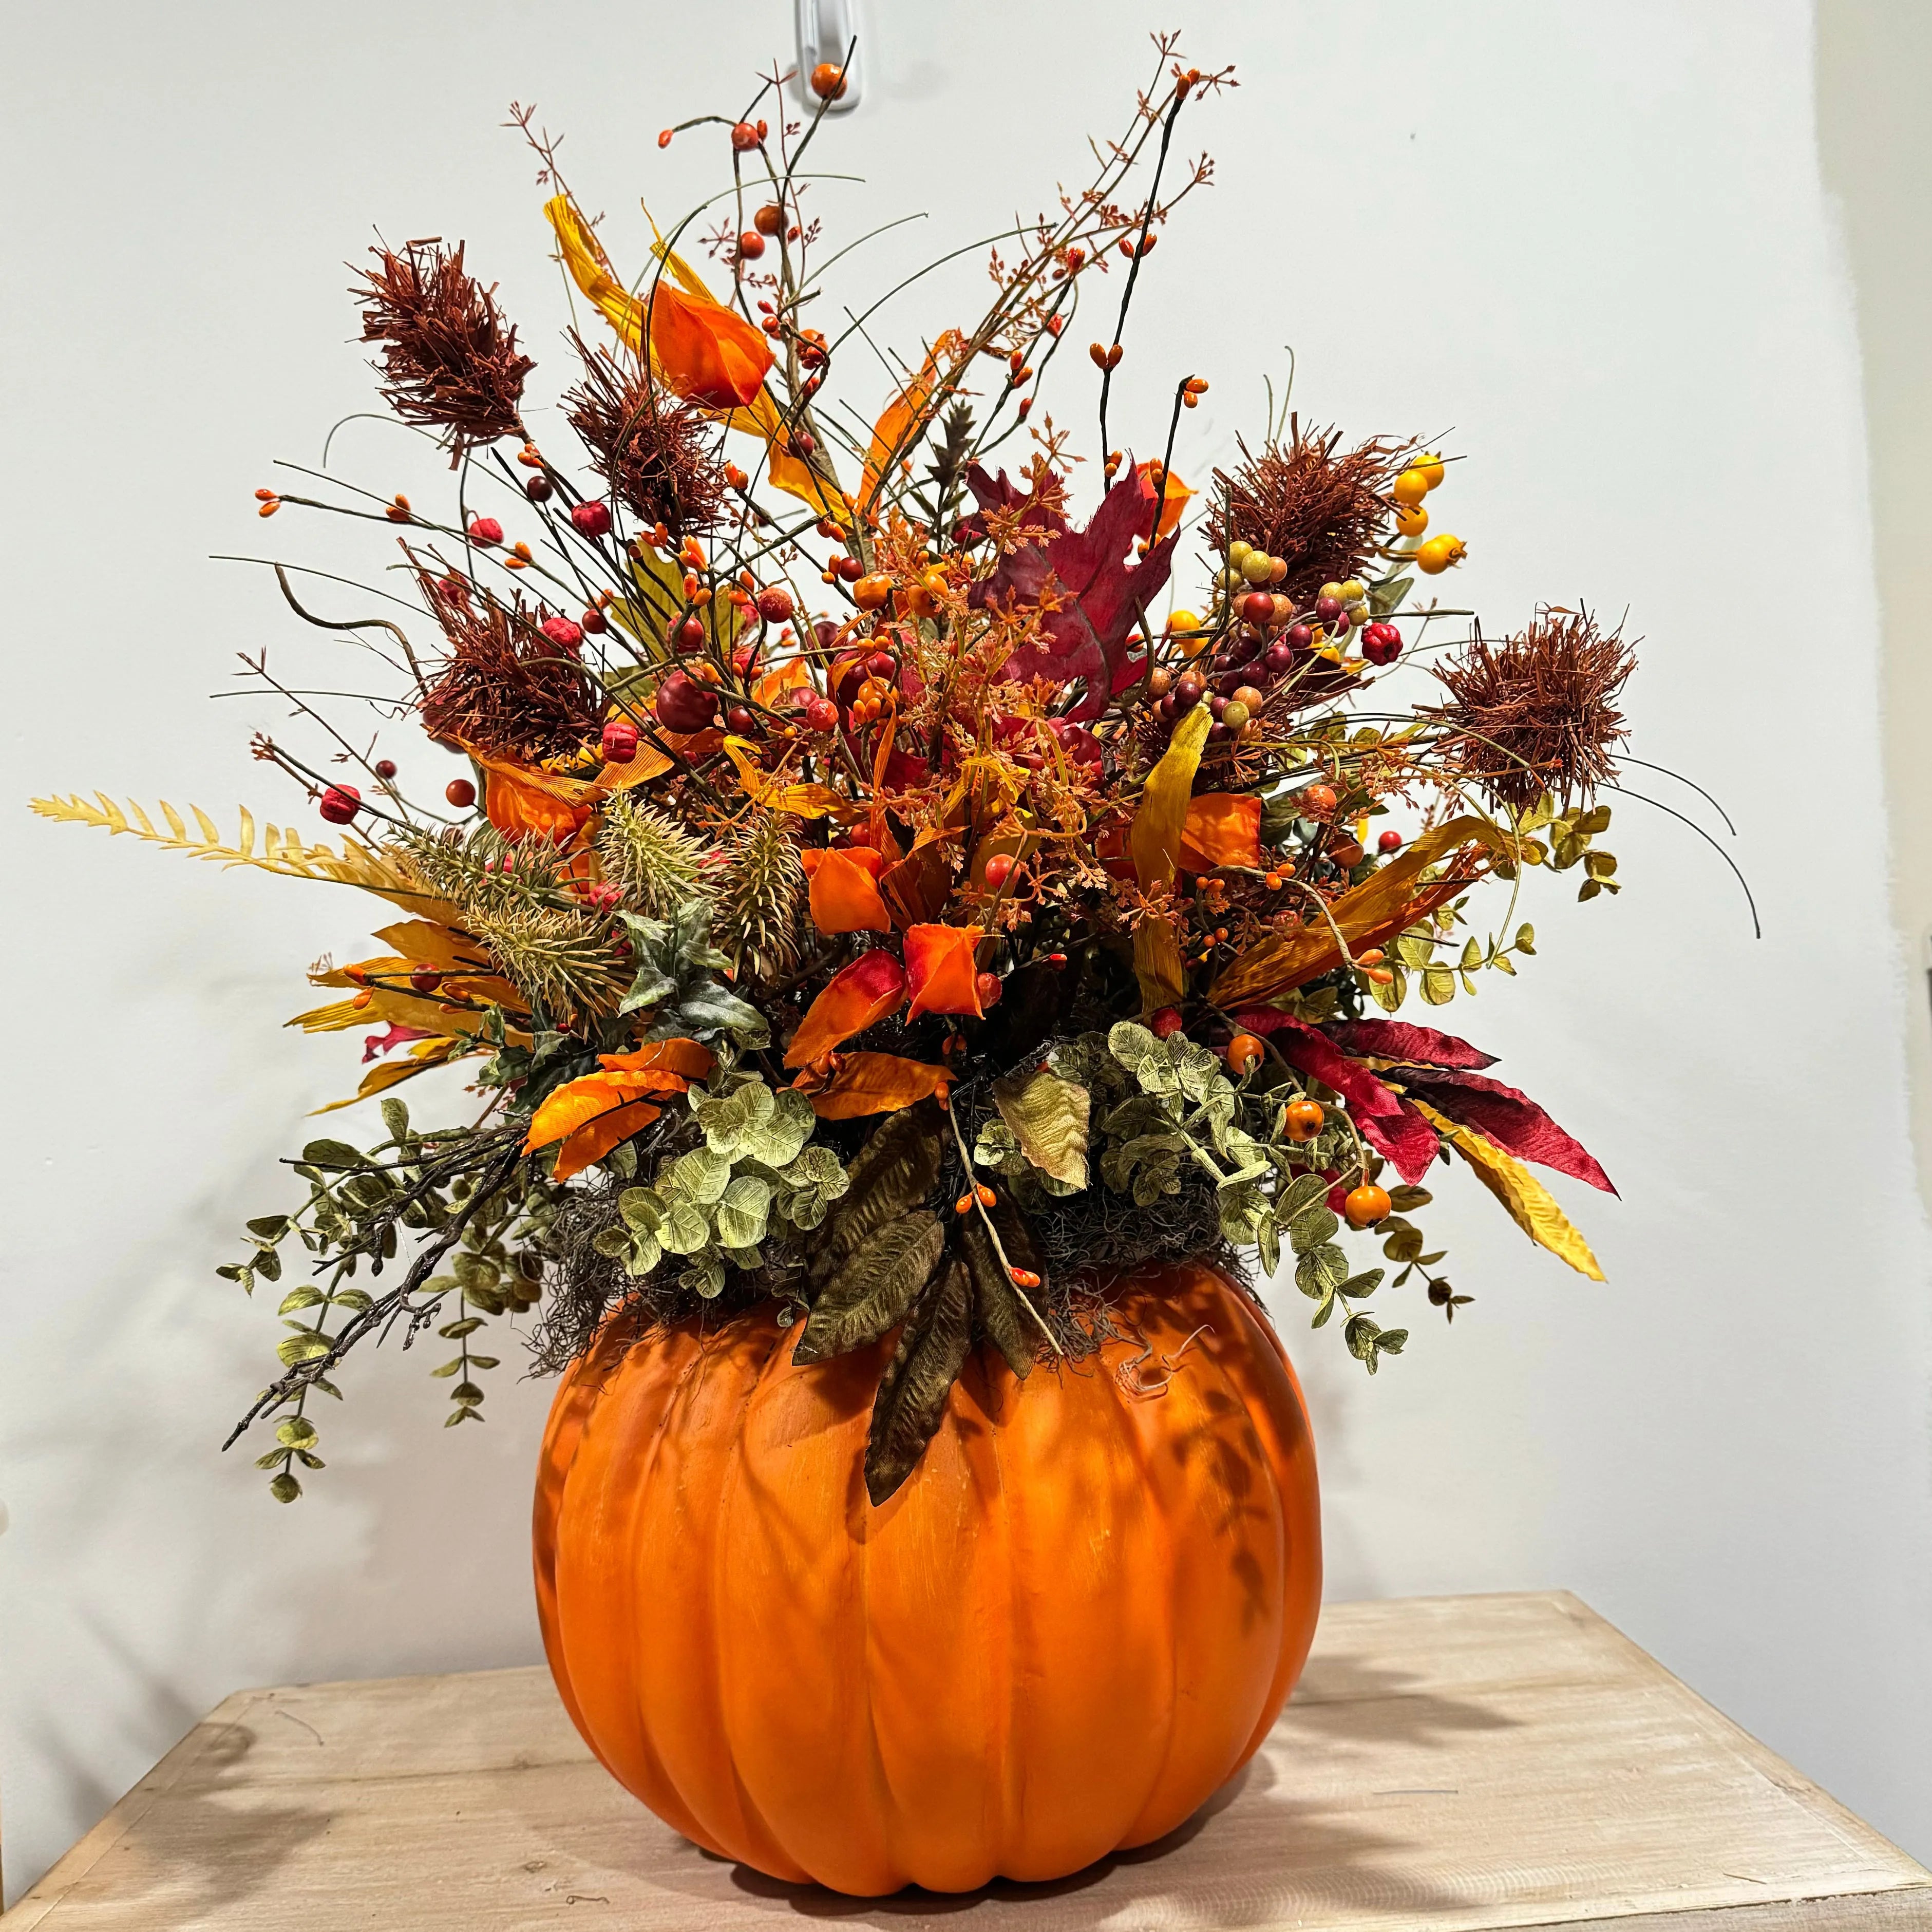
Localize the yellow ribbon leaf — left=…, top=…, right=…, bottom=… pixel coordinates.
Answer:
left=1127, top=704, right=1211, bottom=1012
left=1413, top=1100, right=1605, bottom=1281
left=859, top=330, right=968, bottom=515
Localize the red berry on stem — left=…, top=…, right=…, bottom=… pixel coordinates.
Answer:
left=984, top=853, right=1015, bottom=891
left=445, top=778, right=477, bottom=809
left=805, top=696, right=839, bottom=732
left=726, top=704, right=757, bottom=735
left=1287, top=622, right=1314, bottom=649
left=1240, top=590, right=1276, bottom=627
left=754, top=203, right=784, bottom=236
left=540, top=615, right=583, bottom=651
left=467, top=516, right=503, bottom=547
left=974, top=971, right=1002, bottom=1008
left=318, top=784, right=361, bottom=825
left=1378, top=829, right=1404, bottom=854
left=1263, top=640, right=1295, bottom=675
left=730, top=121, right=760, bottom=151
left=1362, top=621, right=1403, bottom=666
left=1175, top=670, right=1204, bottom=706
left=1315, top=595, right=1343, bottom=623
left=601, top=719, right=640, bottom=764
left=374, top=759, right=397, bottom=781
left=580, top=606, right=609, bottom=636
left=1150, top=1007, right=1185, bottom=1039
left=410, top=967, right=442, bottom=994
left=1302, top=783, right=1338, bottom=816
left=525, top=473, right=553, bottom=503
left=656, top=670, right=718, bottom=733
left=570, top=501, right=613, bottom=540
left=737, top=231, right=766, bottom=260
left=677, top=615, right=707, bottom=649
left=755, top=585, right=794, bottom=623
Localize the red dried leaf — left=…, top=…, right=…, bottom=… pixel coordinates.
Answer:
left=1323, top=1019, right=1499, bottom=1070
left=1397, top=1069, right=1616, bottom=1195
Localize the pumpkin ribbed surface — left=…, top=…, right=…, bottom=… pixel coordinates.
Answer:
left=533, top=1258, right=1321, bottom=1895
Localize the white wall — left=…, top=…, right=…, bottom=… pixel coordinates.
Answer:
left=5, top=0, right=1928, bottom=1902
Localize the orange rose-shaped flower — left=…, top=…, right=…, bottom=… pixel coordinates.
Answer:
left=903, top=923, right=986, bottom=1020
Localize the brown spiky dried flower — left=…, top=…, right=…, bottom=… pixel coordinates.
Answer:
left=356, top=240, right=533, bottom=464
left=1206, top=424, right=1411, bottom=609
left=563, top=337, right=726, bottom=538
left=418, top=577, right=600, bottom=761
left=1426, top=610, right=1635, bottom=811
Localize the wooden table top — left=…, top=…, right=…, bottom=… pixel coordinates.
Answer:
left=8, top=1590, right=1927, bottom=1930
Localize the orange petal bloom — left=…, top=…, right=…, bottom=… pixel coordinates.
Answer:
left=648, top=278, right=773, bottom=411
left=525, top=1070, right=679, bottom=1178
left=1178, top=794, right=1263, bottom=874
left=1135, top=459, right=1193, bottom=542
left=800, top=1052, right=950, bottom=1120
left=597, top=1038, right=715, bottom=1081
left=806, top=846, right=893, bottom=934
left=785, top=951, right=907, bottom=1068
left=480, top=759, right=594, bottom=843
left=904, top=923, right=986, bottom=1021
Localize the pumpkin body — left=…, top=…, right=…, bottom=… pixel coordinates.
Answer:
left=533, top=1259, right=1321, bottom=1895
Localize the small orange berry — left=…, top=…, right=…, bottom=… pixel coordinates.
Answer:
left=1285, top=1098, right=1324, bottom=1142
left=1226, top=1031, right=1266, bottom=1076
left=853, top=573, right=893, bottom=610
left=1345, top=1184, right=1393, bottom=1229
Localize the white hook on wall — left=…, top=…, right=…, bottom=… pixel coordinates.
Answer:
left=795, top=0, right=863, bottom=113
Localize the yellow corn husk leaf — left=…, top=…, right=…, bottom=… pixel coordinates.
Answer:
left=288, top=986, right=513, bottom=1040
left=370, top=921, right=493, bottom=974
left=1210, top=813, right=1507, bottom=1008
left=311, top=1037, right=468, bottom=1115
left=1130, top=704, right=1213, bottom=890
left=1412, top=1100, right=1605, bottom=1281
left=1126, top=705, right=1210, bottom=1012
left=720, top=737, right=844, bottom=819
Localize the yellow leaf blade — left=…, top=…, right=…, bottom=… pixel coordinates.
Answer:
left=1412, top=1100, right=1605, bottom=1281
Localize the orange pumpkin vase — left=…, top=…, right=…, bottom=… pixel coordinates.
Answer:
left=533, top=1257, right=1321, bottom=1895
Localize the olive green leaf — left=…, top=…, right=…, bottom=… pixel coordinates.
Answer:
left=810, top=1102, right=943, bottom=1289
left=991, top=1068, right=1091, bottom=1189
left=962, top=1216, right=1035, bottom=1380
left=864, top=1258, right=973, bottom=1505
left=715, top=1173, right=773, bottom=1249
left=793, top=1211, right=945, bottom=1365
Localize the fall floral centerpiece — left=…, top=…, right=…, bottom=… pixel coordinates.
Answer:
left=36, top=40, right=1651, bottom=1893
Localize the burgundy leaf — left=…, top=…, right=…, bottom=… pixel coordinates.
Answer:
left=954, top=463, right=1070, bottom=545
left=1241, top=1013, right=1401, bottom=1121
left=1399, top=1069, right=1616, bottom=1195
left=363, top=1022, right=433, bottom=1063
left=1323, top=1019, right=1498, bottom=1069
left=1358, top=1101, right=1442, bottom=1186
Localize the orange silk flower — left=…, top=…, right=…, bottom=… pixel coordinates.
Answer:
left=482, top=760, right=594, bottom=843
left=804, top=846, right=893, bottom=934
left=1178, top=794, right=1263, bottom=874
left=903, top=923, right=985, bottom=1021
left=648, top=278, right=774, bottom=412
left=784, top=951, right=907, bottom=1068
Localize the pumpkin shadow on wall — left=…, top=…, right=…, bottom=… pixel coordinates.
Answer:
left=603, top=1652, right=1508, bottom=1925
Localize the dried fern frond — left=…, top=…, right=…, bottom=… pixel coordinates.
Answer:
left=597, top=794, right=707, bottom=918
left=465, top=903, right=626, bottom=1021
left=706, top=806, right=804, bottom=984
left=29, top=793, right=459, bottom=918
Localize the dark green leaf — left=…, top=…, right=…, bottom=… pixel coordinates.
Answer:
left=962, top=1217, right=1036, bottom=1379
left=300, top=1139, right=363, bottom=1171
left=864, top=1258, right=972, bottom=1505
left=793, top=1211, right=945, bottom=1364
left=809, top=1102, right=943, bottom=1289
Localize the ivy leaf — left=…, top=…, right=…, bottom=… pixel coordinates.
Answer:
left=793, top=1211, right=945, bottom=1365
left=864, top=1258, right=973, bottom=1505
left=991, top=1069, right=1091, bottom=1188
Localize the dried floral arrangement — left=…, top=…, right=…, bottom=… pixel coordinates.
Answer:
left=36, top=40, right=1670, bottom=1507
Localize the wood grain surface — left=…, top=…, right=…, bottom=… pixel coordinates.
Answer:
left=8, top=1590, right=1927, bottom=1930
